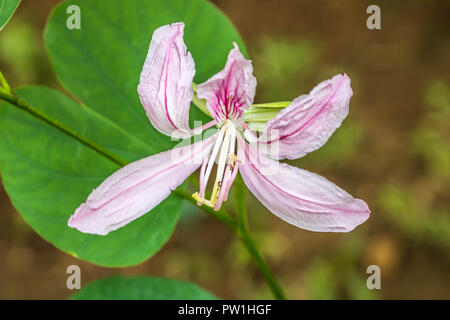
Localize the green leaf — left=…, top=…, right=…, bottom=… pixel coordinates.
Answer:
left=0, top=86, right=181, bottom=267
left=0, top=0, right=246, bottom=266
left=0, top=0, right=20, bottom=31
left=44, top=0, right=246, bottom=143
left=71, top=276, right=218, bottom=300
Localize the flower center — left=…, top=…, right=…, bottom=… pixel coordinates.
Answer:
left=192, top=119, right=240, bottom=210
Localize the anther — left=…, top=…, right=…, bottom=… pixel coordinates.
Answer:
left=192, top=120, right=239, bottom=209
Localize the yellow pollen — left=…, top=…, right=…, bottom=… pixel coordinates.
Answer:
left=227, top=154, right=239, bottom=169
left=192, top=120, right=239, bottom=209
left=192, top=192, right=216, bottom=208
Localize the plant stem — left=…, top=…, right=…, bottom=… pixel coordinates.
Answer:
left=0, top=88, right=126, bottom=167
left=234, top=176, right=286, bottom=300
left=0, top=87, right=286, bottom=300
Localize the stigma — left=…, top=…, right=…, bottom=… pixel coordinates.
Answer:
left=192, top=120, right=240, bottom=211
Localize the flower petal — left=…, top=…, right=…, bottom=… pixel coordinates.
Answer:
left=258, top=74, right=353, bottom=160
left=197, top=43, right=256, bottom=121
left=237, top=136, right=370, bottom=232
left=68, top=137, right=215, bottom=235
left=138, top=22, right=195, bottom=137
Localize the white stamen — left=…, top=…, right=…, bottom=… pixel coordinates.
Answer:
left=210, top=124, right=232, bottom=202
left=228, top=125, right=236, bottom=160
left=203, top=123, right=228, bottom=186
left=193, top=120, right=239, bottom=209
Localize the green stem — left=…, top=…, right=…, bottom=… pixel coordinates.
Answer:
left=0, top=87, right=126, bottom=167
left=234, top=176, right=286, bottom=300
left=0, top=86, right=285, bottom=300
left=238, top=228, right=286, bottom=300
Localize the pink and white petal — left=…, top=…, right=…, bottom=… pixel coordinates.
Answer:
left=138, top=22, right=195, bottom=137
left=258, top=74, right=353, bottom=160
left=237, top=137, right=370, bottom=232
left=68, top=137, right=215, bottom=235
left=196, top=43, right=256, bottom=121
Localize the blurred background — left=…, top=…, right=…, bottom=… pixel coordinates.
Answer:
left=0, top=0, right=449, bottom=299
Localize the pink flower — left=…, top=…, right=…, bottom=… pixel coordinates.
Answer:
left=68, top=22, right=370, bottom=235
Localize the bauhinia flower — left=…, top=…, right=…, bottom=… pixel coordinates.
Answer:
left=68, top=22, right=370, bottom=235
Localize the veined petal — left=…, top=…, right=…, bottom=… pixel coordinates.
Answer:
left=138, top=22, right=195, bottom=137
left=258, top=74, right=353, bottom=160
left=237, top=136, right=370, bottom=232
left=68, top=137, right=215, bottom=235
left=197, top=43, right=256, bottom=121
